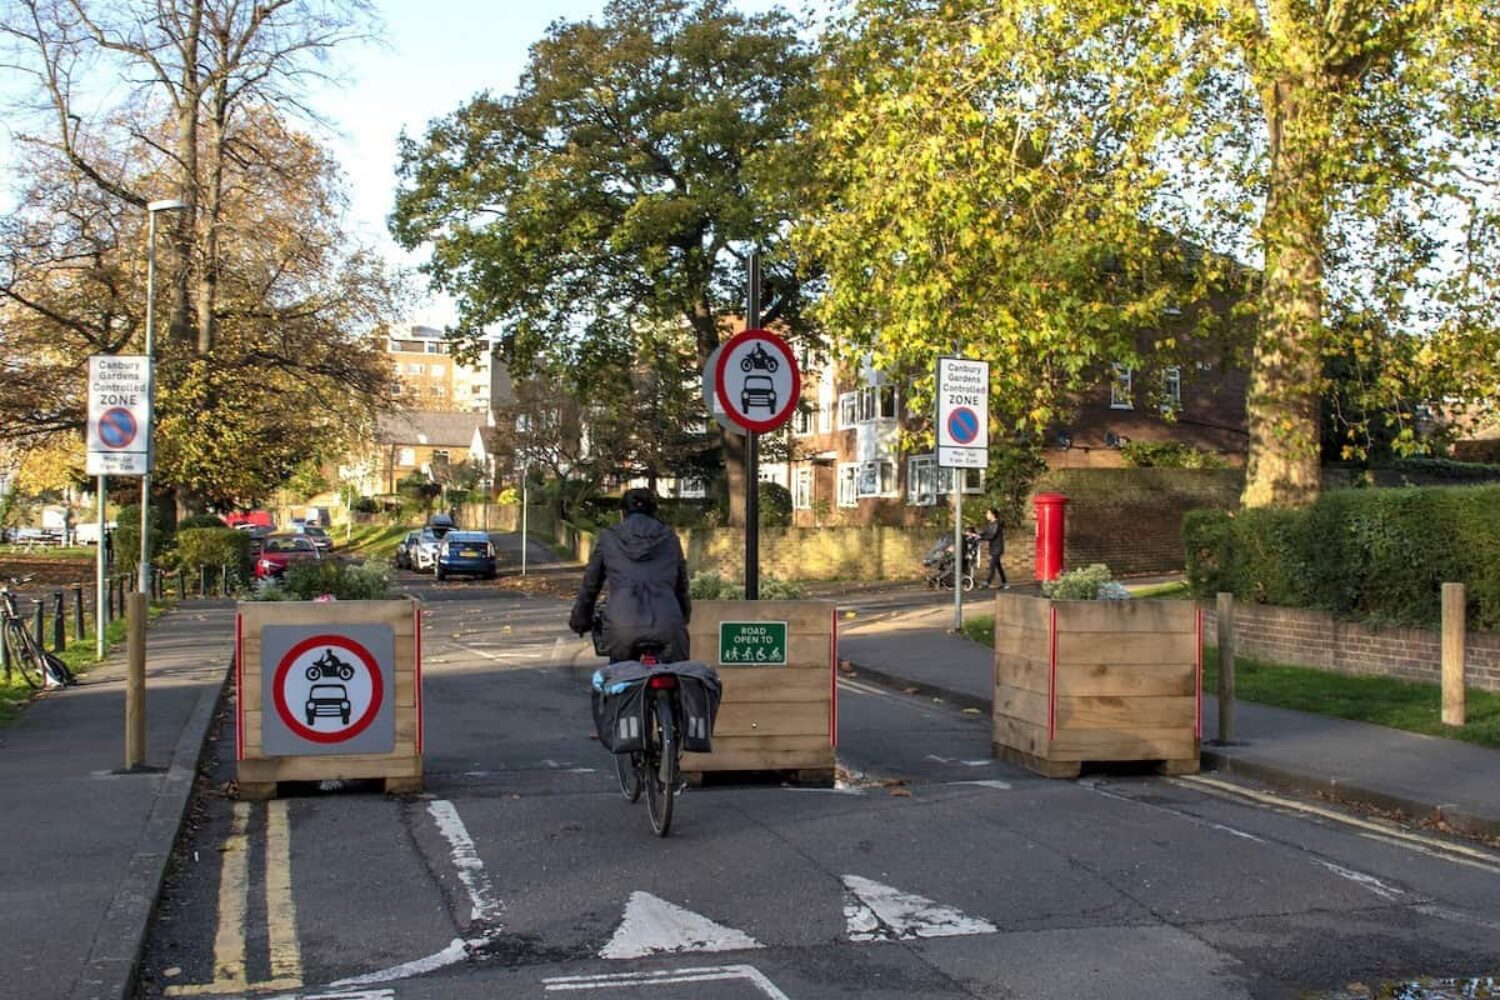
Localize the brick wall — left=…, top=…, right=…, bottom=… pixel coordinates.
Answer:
left=1038, top=468, right=1244, bottom=577
left=678, top=526, right=935, bottom=582
left=1202, top=601, right=1500, bottom=694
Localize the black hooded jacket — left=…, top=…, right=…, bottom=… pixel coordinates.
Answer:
left=569, top=512, right=692, bottom=662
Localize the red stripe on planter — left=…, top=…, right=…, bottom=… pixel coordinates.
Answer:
left=1195, top=607, right=1204, bottom=740
left=414, top=602, right=424, bottom=754
left=235, top=613, right=244, bottom=761
left=830, top=609, right=839, bottom=748
left=1047, top=605, right=1058, bottom=741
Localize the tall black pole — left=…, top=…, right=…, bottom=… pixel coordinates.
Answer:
left=745, top=251, right=762, bottom=601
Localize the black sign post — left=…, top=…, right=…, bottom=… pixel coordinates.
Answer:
left=745, top=252, right=762, bottom=600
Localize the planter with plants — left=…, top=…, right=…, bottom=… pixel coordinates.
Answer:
left=235, top=559, right=423, bottom=799
left=992, top=564, right=1201, bottom=778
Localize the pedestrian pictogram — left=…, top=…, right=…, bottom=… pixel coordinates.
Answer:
left=713, top=329, right=801, bottom=434
left=97, top=407, right=138, bottom=449
left=260, top=625, right=396, bottom=755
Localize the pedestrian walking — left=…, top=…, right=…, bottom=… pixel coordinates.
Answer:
left=103, top=528, right=113, bottom=567
left=976, top=506, right=1008, bottom=589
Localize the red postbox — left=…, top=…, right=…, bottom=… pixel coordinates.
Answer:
left=1033, top=492, right=1069, bottom=582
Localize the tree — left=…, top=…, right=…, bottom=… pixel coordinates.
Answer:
left=390, top=0, right=818, bottom=524
left=2, top=0, right=379, bottom=355
left=0, top=21, right=402, bottom=509
left=807, top=0, right=1500, bottom=508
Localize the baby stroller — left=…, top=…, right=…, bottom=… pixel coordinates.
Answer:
left=921, top=533, right=979, bottom=591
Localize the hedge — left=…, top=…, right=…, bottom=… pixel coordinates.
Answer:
left=1185, top=484, right=1500, bottom=629
left=174, top=527, right=251, bottom=575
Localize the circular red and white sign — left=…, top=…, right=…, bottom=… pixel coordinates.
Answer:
left=713, top=329, right=801, bottom=433
left=271, top=634, right=385, bottom=744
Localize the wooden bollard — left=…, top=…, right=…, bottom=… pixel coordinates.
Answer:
left=1442, top=582, right=1466, bottom=727
left=1216, top=592, right=1236, bottom=744
left=125, top=592, right=147, bottom=768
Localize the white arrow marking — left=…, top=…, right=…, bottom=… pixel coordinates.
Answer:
left=428, top=800, right=505, bottom=927
left=600, top=891, right=762, bottom=959
left=842, top=875, right=998, bottom=942
left=545, top=964, right=791, bottom=998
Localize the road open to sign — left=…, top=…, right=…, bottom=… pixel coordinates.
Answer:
left=718, top=621, right=788, bottom=666
left=261, top=625, right=396, bottom=755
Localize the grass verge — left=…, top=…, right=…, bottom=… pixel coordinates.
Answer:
left=342, top=523, right=412, bottom=558
left=1203, top=646, right=1500, bottom=750
left=0, top=600, right=170, bottom=726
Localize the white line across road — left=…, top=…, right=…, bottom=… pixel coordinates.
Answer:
left=543, top=965, right=793, bottom=998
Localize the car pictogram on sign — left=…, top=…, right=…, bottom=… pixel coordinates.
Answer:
left=741, top=375, right=778, bottom=413
left=305, top=683, right=352, bottom=726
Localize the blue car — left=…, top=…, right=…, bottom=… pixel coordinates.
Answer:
left=435, top=531, right=497, bottom=581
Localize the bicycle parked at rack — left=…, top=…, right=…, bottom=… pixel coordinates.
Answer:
left=1, top=576, right=74, bottom=690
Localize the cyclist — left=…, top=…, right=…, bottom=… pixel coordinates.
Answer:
left=569, top=488, right=691, bottom=662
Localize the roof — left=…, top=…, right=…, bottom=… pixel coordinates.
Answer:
left=376, top=411, right=485, bottom=449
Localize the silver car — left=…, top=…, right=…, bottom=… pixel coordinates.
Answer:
left=413, top=528, right=442, bottom=573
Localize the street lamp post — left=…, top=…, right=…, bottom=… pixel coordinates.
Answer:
left=139, top=198, right=186, bottom=596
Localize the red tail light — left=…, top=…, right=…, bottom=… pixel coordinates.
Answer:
left=648, top=675, right=677, bottom=690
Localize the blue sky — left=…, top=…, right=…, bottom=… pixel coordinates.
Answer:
left=311, top=0, right=795, bottom=325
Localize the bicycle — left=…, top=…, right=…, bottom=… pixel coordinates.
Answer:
left=606, top=641, right=682, bottom=836
left=2, top=576, right=74, bottom=689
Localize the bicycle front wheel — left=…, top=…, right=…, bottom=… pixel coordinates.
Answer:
left=615, top=751, right=642, bottom=802
left=5, top=621, right=46, bottom=689
left=645, top=692, right=677, bottom=837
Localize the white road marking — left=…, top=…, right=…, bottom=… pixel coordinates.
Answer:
left=427, top=800, right=505, bottom=927
left=1209, top=822, right=1266, bottom=843
left=1173, top=775, right=1500, bottom=874
left=949, top=780, right=1013, bottom=790
left=327, top=937, right=487, bottom=989
left=1317, top=861, right=1406, bottom=901
left=544, top=964, right=791, bottom=998
left=837, top=678, right=892, bottom=698
left=600, top=891, right=763, bottom=959
left=1415, top=904, right=1500, bottom=933
left=842, top=874, right=998, bottom=942
left=925, top=755, right=990, bottom=767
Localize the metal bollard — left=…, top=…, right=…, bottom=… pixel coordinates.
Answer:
left=52, top=590, right=65, bottom=652
left=73, top=584, right=85, bottom=640
left=32, top=599, right=44, bottom=644
left=1, top=623, right=10, bottom=680
left=221, top=563, right=232, bottom=597
left=198, top=564, right=207, bottom=599
left=177, top=570, right=186, bottom=601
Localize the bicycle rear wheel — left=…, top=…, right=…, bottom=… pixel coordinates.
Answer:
left=645, top=692, right=677, bottom=837
left=5, top=621, right=46, bottom=689
left=615, top=751, right=642, bottom=802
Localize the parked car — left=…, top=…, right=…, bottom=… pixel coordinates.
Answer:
left=412, top=528, right=443, bottom=573
left=426, top=513, right=456, bottom=537
left=394, top=530, right=421, bottom=570
left=254, top=533, right=321, bottom=579
left=237, top=523, right=274, bottom=560
left=296, top=524, right=333, bottom=553
left=435, top=531, right=497, bottom=581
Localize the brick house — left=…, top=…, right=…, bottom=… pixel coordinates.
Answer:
left=339, top=411, right=497, bottom=498
left=760, top=347, right=1248, bottom=528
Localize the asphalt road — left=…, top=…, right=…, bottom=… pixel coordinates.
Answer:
left=134, top=576, right=1500, bottom=1000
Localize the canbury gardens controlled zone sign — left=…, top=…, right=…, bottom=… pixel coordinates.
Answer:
left=86, top=354, right=153, bottom=476
left=261, top=625, right=395, bottom=756
left=936, top=356, right=990, bottom=469
left=718, top=621, right=788, bottom=666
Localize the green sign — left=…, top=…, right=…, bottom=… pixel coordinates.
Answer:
left=718, top=621, right=788, bottom=666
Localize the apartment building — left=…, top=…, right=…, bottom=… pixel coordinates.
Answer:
left=385, top=325, right=511, bottom=416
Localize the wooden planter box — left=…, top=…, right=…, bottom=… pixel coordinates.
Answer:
left=236, top=598, right=423, bottom=799
left=683, top=599, right=836, bottom=785
left=993, top=594, right=1201, bottom=778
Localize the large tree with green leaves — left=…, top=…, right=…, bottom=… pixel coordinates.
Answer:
left=805, top=0, right=1500, bottom=507
left=390, top=0, right=817, bottom=523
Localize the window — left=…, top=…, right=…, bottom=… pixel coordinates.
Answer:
left=838, top=392, right=857, bottom=429
left=857, top=384, right=898, bottom=422
left=397, top=447, right=416, bottom=466
left=430, top=450, right=450, bottom=465
left=1161, top=366, right=1181, bottom=412
left=1110, top=364, right=1134, bottom=409
left=430, top=363, right=446, bottom=376
left=677, top=478, right=707, bottom=499
left=793, top=467, right=813, bottom=509
left=407, top=362, right=425, bottom=375
left=906, top=455, right=983, bottom=505
left=856, top=459, right=897, bottom=498
left=837, top=463, right=859, bottom=507
left=793, top=405, right=817, bottom=436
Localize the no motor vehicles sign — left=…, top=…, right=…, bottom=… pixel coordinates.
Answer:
left=260, top=625, right=396, bottom=756
left=86, top=355, right=153, bottom=476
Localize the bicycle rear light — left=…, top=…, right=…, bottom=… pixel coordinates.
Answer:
left=648, top=675, right=678, bottom=690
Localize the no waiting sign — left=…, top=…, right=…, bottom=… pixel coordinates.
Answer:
left=936, top=357, right=989, bottom=469
left=86, top=355, right=153, bottom=476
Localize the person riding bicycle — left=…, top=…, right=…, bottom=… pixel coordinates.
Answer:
left=569, top=488, right=691, bottom=663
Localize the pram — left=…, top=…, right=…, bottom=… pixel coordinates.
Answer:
left=921, top=533, right=979, bottom=591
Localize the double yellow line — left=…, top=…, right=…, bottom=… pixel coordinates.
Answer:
left=166, top=800, right=303, bottom=996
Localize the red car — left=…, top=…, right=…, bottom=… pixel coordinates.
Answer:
left=255, top=533, right=321, bottom=579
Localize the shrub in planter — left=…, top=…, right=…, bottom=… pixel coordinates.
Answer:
left=689, top=570, right=805, bottom=600
left=1041, top=564, right=1128, bottom=600
left=252, top=559, right=394, bottom=601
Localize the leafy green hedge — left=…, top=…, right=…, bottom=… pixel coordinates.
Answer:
left=1185, top=485, right=1500, bottom=629
left=174, top=527, right=251, bottom=575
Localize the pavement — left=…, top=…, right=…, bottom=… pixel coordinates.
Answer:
left=3, top=571, right=1499, bottom=1000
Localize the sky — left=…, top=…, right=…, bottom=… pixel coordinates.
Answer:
left=308, top=0, right=794, bottom=328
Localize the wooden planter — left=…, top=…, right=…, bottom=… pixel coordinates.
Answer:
left=992, top=594, right=1201, bottom=778
left=683, top=599, right=836, bottom=785
left=236, top=598, right=423, bottom=799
